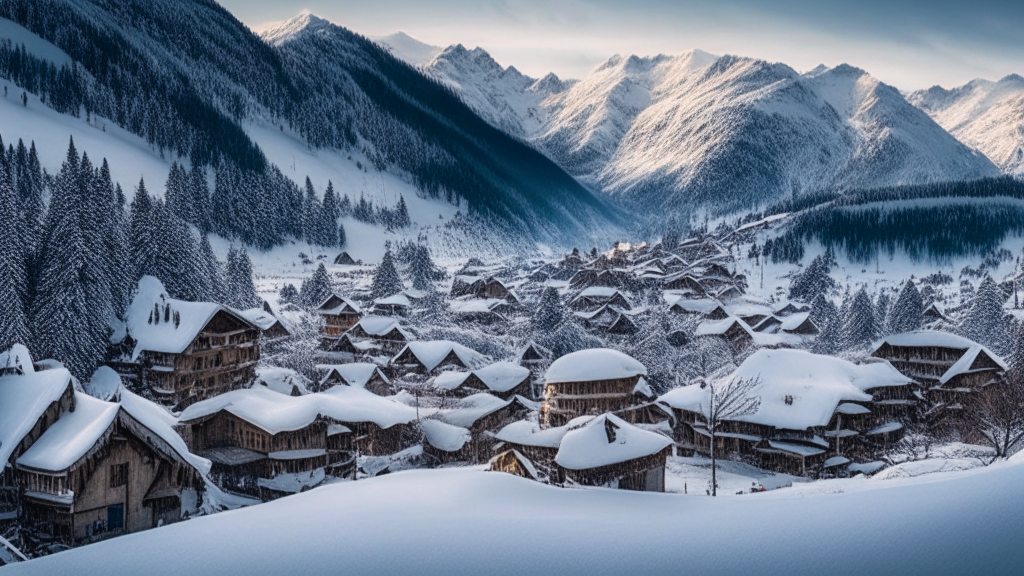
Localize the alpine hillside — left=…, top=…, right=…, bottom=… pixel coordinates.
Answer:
left=909, top=74, right=1024, bottom=177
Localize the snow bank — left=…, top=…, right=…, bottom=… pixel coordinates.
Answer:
left=545, top=349, right=646, bottom=384
left=555, top=414, right=671, bottom=470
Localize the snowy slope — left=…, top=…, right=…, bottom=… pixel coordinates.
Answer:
left=909, top=75, right=1024, bottom=177
left=8, top=463, right=1024, bottom=575
left=371, top=31, right=443, bottom=67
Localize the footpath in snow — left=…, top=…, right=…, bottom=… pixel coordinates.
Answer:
left=7, top=456, right=1024, bottom=576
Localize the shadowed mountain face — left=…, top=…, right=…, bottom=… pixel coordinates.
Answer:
left=0, top=3, right=620, bottom=245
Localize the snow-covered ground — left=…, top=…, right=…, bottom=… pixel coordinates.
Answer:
left=8, top=456, right=1024, bottom=575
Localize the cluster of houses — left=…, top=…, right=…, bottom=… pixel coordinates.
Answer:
left=0, top=232, right=1013, bottom=560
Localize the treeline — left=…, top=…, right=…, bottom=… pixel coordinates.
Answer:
left=753, top=177, right=1024, bottom=264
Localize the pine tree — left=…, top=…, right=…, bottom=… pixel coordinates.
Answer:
left=370, top=243, right=403, bottom=299
left=408, top=244, right=436, bottom=292
left=0, top=162, right=29, bottom=350
left=1009, top=320, right=1024, bottom=371
left=148, top=200, right=201, bottom=301
left=395, top=194, right=411, bottom=228
left=197, top=234, right=225, bottom=303
left=321, top=181, right=340, bottom=246
left=887, top=280, right=924, bottom=335
left=164, top=161, right=194, bottom=224
left=874, top=290, right=892, bottom=336
left=31, top=138, right=102, bottom=379
left=129, top=177, right=156, bottom=282
left=77, top=152, right=114, bottom=352
left=533, top=287, right=564, bottom=333
left=809, top=293, right=838, bottom=331
left=190, top=163, right=211, bottom=232
left=302, top=177, right=321, bottom=245
left=225, top=246, right=260, bottom=309
left=787, top=254, right=837, bottom=302
left=299, top=263, right=333, bottom=308
left=959, top=276, right=1009, bottom=353
left=338, top=221, right=347, bottom=249
left=840, top=287, right=878, bottom=351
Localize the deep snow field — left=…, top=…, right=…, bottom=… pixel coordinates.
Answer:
left=7, top=453, right=1024, bottom=576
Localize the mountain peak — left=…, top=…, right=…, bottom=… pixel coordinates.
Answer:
left=256, top=11, right=331, bottom=46
left=371, top=31, right=443, bottom=67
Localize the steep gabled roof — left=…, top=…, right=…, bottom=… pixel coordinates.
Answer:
left=317, top=293, right=363, bottom=315
left=392, top=341, right=487, bottom=372
left=0, top=365, right=75, bottom=469
left=555, top=414, right=671, bottom=470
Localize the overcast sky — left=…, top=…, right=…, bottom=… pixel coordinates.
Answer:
left=219, top=0, right=1024, bottom=91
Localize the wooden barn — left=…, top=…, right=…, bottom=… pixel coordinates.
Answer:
left=421, top=420, right=474, bottom=465
left=111, top=277, right=260, bottom=410
left=554, top=414, right=672, bottom=492
left=14, top=391, right=206, bottom=546
left=540, top=349, right=649, bottom=427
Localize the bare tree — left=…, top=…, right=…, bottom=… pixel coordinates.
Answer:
left=967, top=369, right=1024, bottom=462
left=700, top=376, right=761, bottom=496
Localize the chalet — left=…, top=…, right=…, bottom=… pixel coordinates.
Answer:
left=321, top=333, right=381, bottom=359
left=344, top=316, right=414, bottom=353
left=238, top=308, right=292, bottom=341
left=568, top=268, right=630, bottom=290
left=773, top=302, right=811, bottom=317
left=318, top=363, right=393, bottom=396
left=540, top=349, right=649, bottom=427
left=178, top=386, right=417, bottom=499
left=0, top=353, right=77, bottom=521
left=421, top=420, right=474, bottom=465
left=431, top=362, right=532, bottom=399
left=14, top=391, right=207, bottom=546
left=659, top=349, right=915, bottom=477
left=569, top=287, right=633, bottom=311
left=607, top=313, right=640, bottom=335
left=371, top=293, right=413, bottom=316
left=390, top=341, right=486, bottom=376
left=922, top=303, right=951, bottom=324
left=668, top=297, right=728, bottom=319
left=516, top=341, right=550, bottom=374
left=725, top=303, right=773, bottom=327
left=449, top=297, right=511, bottom=322
left=441, top=393, right=535, bottom=436
left=574, top=304, right=638, bottom=335
left=450, top=276, right=520, bottom=303
left=254, top=367, right=310, bottom=397
left=870, top=331, right=1007, bottom=426
left=317, top=294, right=364, bottom=347
left=111, top=276, right=260, bottom=410
left=660, top=272, right=706, bottom=295
left=493, top=417, right=592, bottom=474
left=713, top=285, right=744, bottom=302
left=675, top=239, right=730, bottom=262
left=554, top=414, right=672, bottom=492
left=779, top=312, right=819, bottom=335
left=334, top=252, right=356, bottom=265
left=694, top=317, right=755, bottom=354
left=0, top=344, right=33, bottom=377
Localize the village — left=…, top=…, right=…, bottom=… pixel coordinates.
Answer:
left=1, top=219, right=1022, bottom=563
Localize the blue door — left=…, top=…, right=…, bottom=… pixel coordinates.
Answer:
left=107, top=504, right=124, bottom=531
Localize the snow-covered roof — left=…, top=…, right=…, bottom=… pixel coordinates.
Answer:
left=577, top=286, right=621, bottom=299
left=0, top=366, right=73, bottom=469
left=179, top=386, right=417, bottom=433
left=433, top=371, right=472, bottom=391
left=472, top=362, right=530, bottom=393
left=780, top=312, right=813, bottom=331
left=393, top=341, right=487, bottom=372
left=725, top=303, right=772, bottom=317
left=374, top=293, right=412, bottom=308
left=119, top=389, right=212, bottom=475
left=494, top=417, right=595, bottom=448
left=489, top=449, right=538, bottom=479
left=0, top=344, right=33, bottom=374
left=349, top=316, right=413, bottom=339
left=555, top=414, right=672, bottom=470
left=441, top=393, right=517, bottom=428
left=835, top=403, right=871, bottom=415
left=237, top=308, right=289, bottom=333
left=317, top=293, right=362, bottom=315
left=659, top=349, right=912, bottom=430
left=545, top=349, right=647, bottom=384
left=318, top=363, right=390, bottom=388
left=85, top=366, right=122, bottom=402
left=256, top=367, right=311, bottom=396
left=421, top=419, right=471, bottom=452
left=125, top=276, right=257, bottom=361
left=873, top=331, right=1008, bottom=383
left=668, top=297, right=724, bottom=313
left=766, top=440, right=825, bottom=457
left=694, top=316, right=753, bottom=337
left=450, top=298, right=508, bottom=314
left=16, top=392, right=119, bottom=472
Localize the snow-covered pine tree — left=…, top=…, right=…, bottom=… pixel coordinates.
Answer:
left=370, top=243, right=403, bottom=299
left=31, top=138, right=103, bottom=379
left=874, top=290, right=892, bottom=335
left=408, top=244, right=436, bottom=292
left=147, top=200, right=201, bottom=301
left=787, top=254, right=837, bottom=302
left=197, top=234, right=226, bottom=303
left=395, top=194, right=411, bottom=228
left=532, top=286, right=564, bottom=333
left=338, top=221, right=347, bottom=249
left=887, top=280, right=924, bottom=335
left=77, top=153, right=114, bottom=352
left=129, top=177, right=156, bottom=283
left=15, top=139, right=45, bottom=264
left=279, top=283, right=299, bottom=305
left=959, top=276, right=1009, bottom=353
left=299, top=263, right=333, bottom=308
left=189, top=163, right=211, bottom=233
left=321, top=181, right=340, bottom=246
left=225, top=247, right=260, bottom=309
left=301, top=177, right=321, bottom=246
left=95, top=161, right=132, bottom=320
left=808, top=293, right=838, bottom=330
left=1009, top=320, right=1024, bottom=371
left=0, top=161, right=29, bottom=350
left=840, top=287, right=878, bottom=351
left=339, top=193, right=351, bottom=217
left=164, top=161, right=193, bottom=224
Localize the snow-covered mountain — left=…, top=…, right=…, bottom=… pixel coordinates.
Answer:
left=409, top=38, right=999, bottom=213
left=908, top=75, right=1024, bottom=177
left=370, top=31, right=444, bottom=68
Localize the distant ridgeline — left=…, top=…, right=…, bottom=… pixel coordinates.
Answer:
left=0, top=0, right=615, bottom=246
left=758, top=177, right=1024, bottom=265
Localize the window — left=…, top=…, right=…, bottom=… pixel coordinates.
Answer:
left=110, top=463, right=128, bottom=488
left=107, top=504, right=124, bottom=531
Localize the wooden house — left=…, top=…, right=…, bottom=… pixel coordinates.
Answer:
left=238, top=308, right=292, bottom=341
left=317, top=294, right=364, bottom=345
left=487, top=450, right=539, bottom=481
left=334, top=252, right=356, bottom=265
left=694, top=317, right=754, bottom=354
left=111, top=277, right=260, bottom=410
left=450, top=276, right=520, bottom=303
left=370, top=293, right=413, bottom=316
left=569, top=287, right=633, bottom=311
left=660, top=272, right=706, bottom=295
left=540, top=349, right=649, bottom=427
left=432, top=362, right=532, bottom=399
left=0, top=356, right=77, bottom=520
left=922, top=303, right=951, bottom=324
left=773, top=302, right=811, bottom=317
left=554, top=414, right=671, bottom=491
left=344, top=316, right=414, bottom=354
left=390, top=341, right=486, bottom=376
left=421, top=420, right=474, bottom=465
left=568, top=268, right=630, bottom=290
left=780, top=313, right=819, bottom=335
left=668, top=298, right=728, bottom=319
left=14, top=391, right=206, bottom=546
left=318, top=363, right=394, bottom=396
